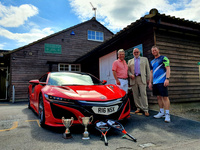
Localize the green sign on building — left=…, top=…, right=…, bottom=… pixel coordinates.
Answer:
left=44, top=43, right=62, bottom=54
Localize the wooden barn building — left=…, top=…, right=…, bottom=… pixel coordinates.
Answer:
left=1, top=8, right=200, bottom=103
left=1, top=17, right=113, bottom=101
left=77, top=9, right=200, bottom=103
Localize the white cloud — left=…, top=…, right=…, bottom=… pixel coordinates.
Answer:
left=167, top=0, right=200, bottom=22
left=0, top=2, right=38, bottom=27
left=68, top=0, right=170, bottom=31
left=69, top=0, right=200, bottom=32
left=0, top=2, right=54, bottom=48
left=0, top=27, right=54, bottom=44
left=0, top=43, right=6, bottom=49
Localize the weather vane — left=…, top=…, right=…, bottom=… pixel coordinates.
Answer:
left=90, top=2, right=97, bottom=18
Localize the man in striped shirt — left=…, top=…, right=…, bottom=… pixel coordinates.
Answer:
left=149, top=46, right=171, bottom=123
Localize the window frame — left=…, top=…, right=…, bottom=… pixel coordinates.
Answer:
left=58, top=63, right=81, bottom=72
left=87, top=30, right=104, bottom=42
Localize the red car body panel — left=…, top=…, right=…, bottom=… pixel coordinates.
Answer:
left=42, top=85, right=125, bottom=101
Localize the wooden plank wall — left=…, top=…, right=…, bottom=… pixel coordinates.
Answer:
left=149, top=29, right=200, bottom=102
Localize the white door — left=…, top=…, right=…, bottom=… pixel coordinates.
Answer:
left=99, top=51, right=117, bottom=85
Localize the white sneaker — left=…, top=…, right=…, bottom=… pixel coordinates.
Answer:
left=165, top=113, right=171, bottom=123
left=154, top=112, right=165, bottom=118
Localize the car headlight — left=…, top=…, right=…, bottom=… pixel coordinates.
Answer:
left=44, top=94, right=75, bottom=104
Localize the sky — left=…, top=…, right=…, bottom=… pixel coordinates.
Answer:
left=0, top=0, right=200, bottom=50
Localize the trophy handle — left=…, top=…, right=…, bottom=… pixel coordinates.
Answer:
left=78, top=116, right=82, bottom=124
left=62, top=117, right=65, bottom=125
left=89, top=115, right=93, bottom=124
left=70, top=117, right=74, bottom=126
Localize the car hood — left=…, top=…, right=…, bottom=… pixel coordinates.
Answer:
left=44, top=84, right=126, bottom=101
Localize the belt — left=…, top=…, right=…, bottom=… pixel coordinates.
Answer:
left=118, top=78, right=128, bottom=80
left=135, top=74, right=141, bottom=76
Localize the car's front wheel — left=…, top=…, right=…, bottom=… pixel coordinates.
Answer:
left=39, top=94, right=45, bottom=128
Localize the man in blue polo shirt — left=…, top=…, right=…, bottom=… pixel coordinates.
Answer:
left=149, top=46, right=171, bottom=123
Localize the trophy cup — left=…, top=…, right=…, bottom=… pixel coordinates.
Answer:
left=62, top=117, right=74, bottom=139
left=78, top=116, right=93, bottom=140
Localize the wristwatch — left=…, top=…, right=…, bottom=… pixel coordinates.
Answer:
left=166, top=78, right=170, bottom=80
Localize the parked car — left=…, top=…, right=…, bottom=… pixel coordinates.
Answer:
left=28, top=72, right=130, bottom=127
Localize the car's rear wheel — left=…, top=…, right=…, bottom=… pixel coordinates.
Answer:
left=39, top=94, right=45, bottom=128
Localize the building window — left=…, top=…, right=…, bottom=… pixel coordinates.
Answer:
left=88, top=30, right=104, bottom=42
left=58, top=64, right=81, bottom=71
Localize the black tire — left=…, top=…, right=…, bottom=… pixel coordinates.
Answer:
left=39, top=94, right=45, bottom=128
left=28, top=91, right=31, bottom=109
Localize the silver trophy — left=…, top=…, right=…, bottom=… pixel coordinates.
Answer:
left=78, top=116, right=93, bottom=139
left=62, top=117, right=74, bottom=139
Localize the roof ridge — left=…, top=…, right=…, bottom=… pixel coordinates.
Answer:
left=7, top=17, right=112, bottom=54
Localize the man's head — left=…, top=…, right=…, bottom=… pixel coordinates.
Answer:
left=133, top=48, right=140, bottom=58
left=118, top=49, right=125, bottom=60
left=151, top=46, right=160, bottom=58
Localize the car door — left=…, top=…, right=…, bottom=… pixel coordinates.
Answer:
left=29, top=80, right=39, bottom=111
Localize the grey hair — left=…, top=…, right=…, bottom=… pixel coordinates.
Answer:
left=118, top=49, right=125, bottom=54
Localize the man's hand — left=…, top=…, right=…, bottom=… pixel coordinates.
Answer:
left=164, top=79, right=169, bottom=87
left=116, top=79, right=120, bottom=85
left=148, top=82, right=153, bottom=90
left=130, top=75, right=135, bottom=79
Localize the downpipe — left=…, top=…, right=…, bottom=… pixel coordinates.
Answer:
left=12, top=85, right=15, bottom=103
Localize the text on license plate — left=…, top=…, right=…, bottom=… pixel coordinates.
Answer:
left=92, top=105, right=119, bottom=115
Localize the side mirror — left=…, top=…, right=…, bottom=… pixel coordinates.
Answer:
left=102, top=80, right=107, bottom=85
left=29, top=80, right=39, bottom=84
left=29, top=80, right=46, bottom=86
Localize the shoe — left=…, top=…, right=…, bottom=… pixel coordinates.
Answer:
left=165, top=113, right=171, bottom=123
left=135, top=109, right=141, bottom=113
left=154, top=112, right=165, bottom=118
left=145, top=112, right=149, bottom=117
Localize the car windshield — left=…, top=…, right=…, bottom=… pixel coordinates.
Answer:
left=48, top=72, right=103, bottom=86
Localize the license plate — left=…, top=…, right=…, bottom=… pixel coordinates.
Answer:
left=92, top=105, right=119, bottom=115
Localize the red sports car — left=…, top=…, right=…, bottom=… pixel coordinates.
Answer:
left=28, top=72, right=130, bottom=127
